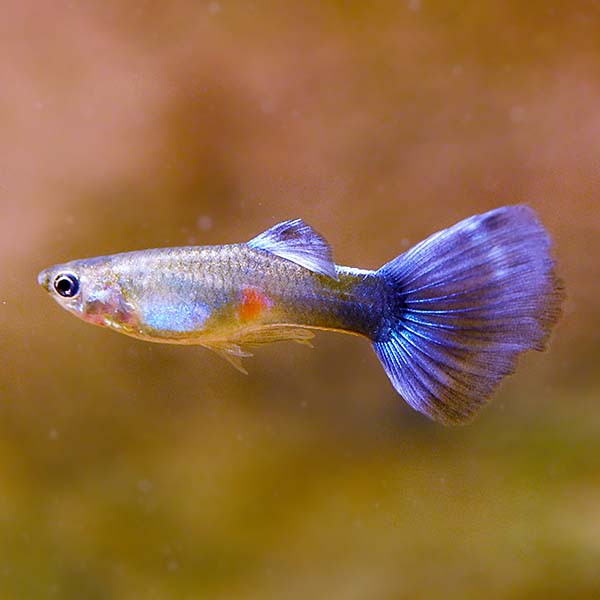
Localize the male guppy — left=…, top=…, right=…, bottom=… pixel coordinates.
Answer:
left=38, top=206, right=563, bottom=425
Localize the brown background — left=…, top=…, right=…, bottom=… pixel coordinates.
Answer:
left=1, top=2, right=599, bottom=598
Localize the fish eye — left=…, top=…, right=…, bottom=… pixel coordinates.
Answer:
left=53, top=273, right=80, bottom=298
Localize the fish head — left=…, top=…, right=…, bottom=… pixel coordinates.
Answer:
left=37, top=257, right=138, bottom=332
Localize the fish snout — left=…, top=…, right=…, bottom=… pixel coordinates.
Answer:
left=37, top=269, right=50, bottom=290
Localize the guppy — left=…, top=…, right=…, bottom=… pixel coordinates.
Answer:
left=38, top=205, right=563, bottom=425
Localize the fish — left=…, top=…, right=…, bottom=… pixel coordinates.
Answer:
left=38, top=205, right=564, bottom=425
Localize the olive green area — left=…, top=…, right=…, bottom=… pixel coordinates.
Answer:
left=2, top=2, right=599, bottom=598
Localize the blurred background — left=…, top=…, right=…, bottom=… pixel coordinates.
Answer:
left=2, top=1, right=599, bottom=598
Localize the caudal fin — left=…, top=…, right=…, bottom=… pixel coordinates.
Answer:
left=373, top=205, right=564, bottom=425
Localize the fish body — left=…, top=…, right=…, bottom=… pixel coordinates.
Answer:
left=38, top=206, right=564, bottom=425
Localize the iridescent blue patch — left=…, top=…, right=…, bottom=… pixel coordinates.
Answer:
left=141, top=301, right=210, bottom=333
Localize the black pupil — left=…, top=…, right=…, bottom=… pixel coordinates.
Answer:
left=54, top=274, right=79, bottom=297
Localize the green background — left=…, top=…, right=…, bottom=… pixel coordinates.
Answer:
left=1, top=2, right=599, bottom=598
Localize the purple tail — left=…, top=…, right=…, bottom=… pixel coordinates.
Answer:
left=373, top=205, right=564, bottom=425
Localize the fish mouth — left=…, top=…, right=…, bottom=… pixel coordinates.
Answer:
left=37, top=269, right=50, bottom=290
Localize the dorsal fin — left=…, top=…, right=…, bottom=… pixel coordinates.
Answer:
left=247, top=219, right=337, bottom=279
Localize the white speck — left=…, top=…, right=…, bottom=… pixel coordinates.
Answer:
left=208, top=2, right=221, bottom=14
left=167, top=559, right=179, bottom=572
left=451, top=64, right=463, bottom=76
left=494, top=266, right=508, bottom=279
left=137, top=479, right=153, bottom=493
left=48, top=429, right=59, bottom=441
left=196, top=215, right=213, bottom=231
left=407, top=0, right=421, bottom=10
left=510, top=106, right=527, bottom=123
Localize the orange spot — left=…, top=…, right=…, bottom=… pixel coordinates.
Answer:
left=238, top=287, right=272, bottom=322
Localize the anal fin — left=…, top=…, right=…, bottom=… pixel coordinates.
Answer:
left=202, top=325, right=316, bottom=373
left=203, top=342, right=253, bottom=374
left=232, top=324, right=315, bottom=348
